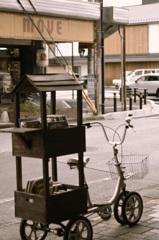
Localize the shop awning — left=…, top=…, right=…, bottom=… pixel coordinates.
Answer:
left=0, top=0, right=100, bottom=21
left=103, top=7, right=129, bottom=38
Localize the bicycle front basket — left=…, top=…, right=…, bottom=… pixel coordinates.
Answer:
left=107, top=155, right=149, bottom=180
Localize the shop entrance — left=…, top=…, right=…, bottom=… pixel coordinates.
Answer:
left=0, top=47, right=20, bottom=104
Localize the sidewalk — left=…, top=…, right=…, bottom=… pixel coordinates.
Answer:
left=1, top=98, right=159, bottom=127
left=1, top=191, right=159, bottom=240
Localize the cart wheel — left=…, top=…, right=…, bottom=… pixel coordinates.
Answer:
left=122, top=192, right=143, bottom=226
left=63, top=216, right=93, bottom=240
left=114, top=191, right=129, bottom=225
left=20, top=219, right=48, bottom=240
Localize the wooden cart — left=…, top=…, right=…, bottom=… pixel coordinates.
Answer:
left=2, top=73, right=88, bottom=225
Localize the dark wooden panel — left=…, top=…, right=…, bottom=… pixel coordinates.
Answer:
left=15, top=191, right=47, bottom=223
left=12, top=127, right=86, bottom=158
left=13, top=131, right=44, bottom=158
left=15, top=186, right=87, bottom=224
left=43, top=127, right=86, bottom=157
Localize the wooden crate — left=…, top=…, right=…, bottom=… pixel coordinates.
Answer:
left=12, top=126, right=86, bottom=158
left=15, top=185, right=88, bottom=224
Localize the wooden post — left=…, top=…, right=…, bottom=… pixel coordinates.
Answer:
left=50, top=91, right=58, bottom=181
left=14, top=93, right=20, bottom=127
left=77, top=90, right=84, bottom=187
left=40, top=92, right=47, bottom=130
left=40, top=92, right=49, bottom=196
left=16, top=156, right=23, bottom=191
left=14, top=93, right=23, bottom=190
left=77, top=90, right=82, bottom=127
left=50, top=91, right=56, bottom=114
left=42, top=157, right=50, bottom=196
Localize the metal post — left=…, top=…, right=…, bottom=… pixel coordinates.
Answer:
left=144, top=89, right=147, bottom=105
left=120, top=87, right=122, bottom=102
left=129, top=92, right=132, bottom=110
left=114, top=93, right=117, bottom=112
left=134, top=88, right=136, bottom=103
left=139, top=92, right=143, bottom=109
left=101, top=0, right=105, bottom=114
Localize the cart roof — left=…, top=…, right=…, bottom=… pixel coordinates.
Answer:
left=13, top=73, right=82, bottom=93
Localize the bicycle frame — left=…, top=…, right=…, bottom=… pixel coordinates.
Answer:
left=82, top=118, right=133, bottom=214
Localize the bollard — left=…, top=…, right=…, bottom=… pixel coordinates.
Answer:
left=120, top=88, right=122, bottom=102
left=144, top=89, right=147, bottom=105
left=134, top=88, right=137, bottom=103
left=129, top=92, right=132, bottom=110
left=114, top=93, right=117, bottom=112
left=139, top=92, right=143, bottom=109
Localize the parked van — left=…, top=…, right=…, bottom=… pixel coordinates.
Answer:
left=126, top=69, right=159, bottom=82
left=112, top=68, right=159, bottom=88
left=126, top=73, right=159, bottom=97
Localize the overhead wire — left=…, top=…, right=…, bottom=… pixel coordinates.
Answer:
left=17, top=0, right=97, bottom=114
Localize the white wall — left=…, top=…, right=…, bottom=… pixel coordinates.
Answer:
left=149, top=24, right=159, bottom=53
left=56, top=42, right=79, bottom=57
left=48, top=42, right=88, bottom=76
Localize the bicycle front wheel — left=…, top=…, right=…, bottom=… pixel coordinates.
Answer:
left=122, top=192, right=143, bottom=226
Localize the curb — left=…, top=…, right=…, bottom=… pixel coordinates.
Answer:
left=0, top=100, right=159, bottom=128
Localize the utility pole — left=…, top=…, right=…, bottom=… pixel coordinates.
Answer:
left=101, top=0, right=105, bottom=114
left=119, top=26, right=126, bottom=111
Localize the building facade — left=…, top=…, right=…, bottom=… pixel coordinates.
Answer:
left=105, top=2, right=159, bottom=85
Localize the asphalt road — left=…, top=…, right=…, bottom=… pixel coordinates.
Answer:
left=1, top=116, right=159, bottom=226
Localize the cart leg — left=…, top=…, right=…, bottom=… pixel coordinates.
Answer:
left=78, top=152, right=84, bottom=188
left=16, top=156, right=22, bottom=191
left=42, top=157, right=49, bottom=196
left=51, top=157, right=57, bottom=181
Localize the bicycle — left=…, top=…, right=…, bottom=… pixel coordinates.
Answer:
left=20, top=117, right=147, bottom=240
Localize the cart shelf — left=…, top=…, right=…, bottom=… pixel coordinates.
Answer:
left=1, top=126, right=85, bottom=158
left=15, top=185, right=88, bottom=224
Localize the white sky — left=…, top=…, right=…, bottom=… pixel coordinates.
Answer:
left=103, top=0, right=142, bottom=7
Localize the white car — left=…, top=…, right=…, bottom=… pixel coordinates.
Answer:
left=125, top=73, right=159, bottom=97
left=113, top=69, right=159, bottom=88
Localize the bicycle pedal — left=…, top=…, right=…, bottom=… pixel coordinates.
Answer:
left=54, top=228, right=64, bottom=236
left=99, top=211, right=112, bottom=221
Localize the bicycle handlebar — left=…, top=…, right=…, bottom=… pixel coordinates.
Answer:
left=83, top=117, right=133, bottom=146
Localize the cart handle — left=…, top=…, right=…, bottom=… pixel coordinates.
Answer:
left=83, top=117, right=133, bottom=146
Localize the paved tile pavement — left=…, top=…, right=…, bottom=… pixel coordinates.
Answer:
left=1, top=196, right=159, bottom=239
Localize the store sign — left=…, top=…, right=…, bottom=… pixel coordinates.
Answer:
left=23, top=18, right=62, bottom=35
left=0, top=12, right=94, bottom=42
left=87, top=74, right=97, bottom=101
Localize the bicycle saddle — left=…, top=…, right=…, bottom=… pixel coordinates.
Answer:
left=67, top=157, right=90, bottom=168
